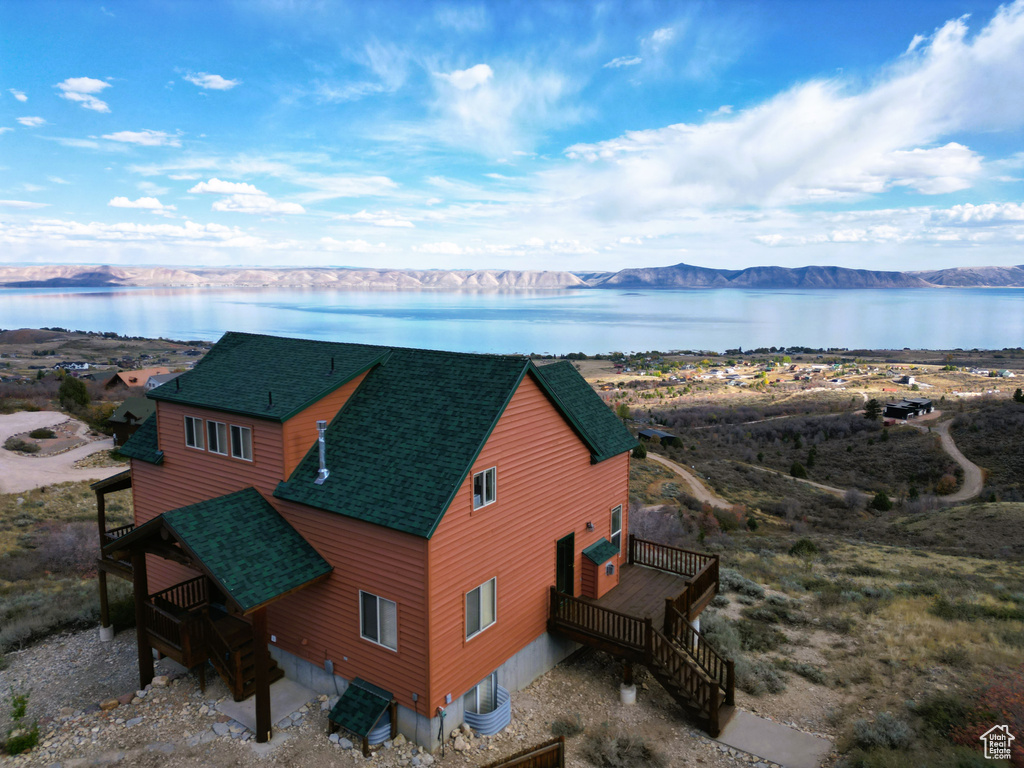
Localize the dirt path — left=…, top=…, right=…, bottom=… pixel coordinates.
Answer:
left=0, top=411, right=122, bottom=493
left=906, top=416, right=984, bottom=503
left=738, top=462, right=872, bottom=502
left=646, top=452, right=734, bottom=509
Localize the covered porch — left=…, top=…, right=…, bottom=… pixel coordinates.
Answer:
left=101, top=487, right=332, bottom=743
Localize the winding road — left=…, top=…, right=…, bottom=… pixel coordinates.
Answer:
left=646, top=452, right=734, bottom=509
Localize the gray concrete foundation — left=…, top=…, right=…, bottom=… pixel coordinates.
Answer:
left=99, top=624, right=114, bottom=642
left=269, top=631, right=578, bottom=750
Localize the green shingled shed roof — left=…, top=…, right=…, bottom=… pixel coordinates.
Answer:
left=123, top=488, right=331, bottom=613
left=148, top=332, right=390, bottom=421
left=328, top=679, right=393, bottom=737
left=583, top=538, right=620, bottom=565
left=117, top=413, right=163, bottom=464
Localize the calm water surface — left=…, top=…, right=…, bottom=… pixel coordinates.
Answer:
left=0, top=286, right=1019, bottom=354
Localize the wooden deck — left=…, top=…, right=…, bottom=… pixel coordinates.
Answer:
left=581, top=563, right=689, bottom=629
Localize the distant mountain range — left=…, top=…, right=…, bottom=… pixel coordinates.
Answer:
left=2, top=263, right=1024, bottom=290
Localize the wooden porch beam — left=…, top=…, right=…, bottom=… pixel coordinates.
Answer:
left=252, top=607, right=272, bottom=744
left=132, top=553, right=154, bottom=688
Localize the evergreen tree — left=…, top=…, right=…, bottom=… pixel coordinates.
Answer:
left=864, top=399, right=882, bottom=420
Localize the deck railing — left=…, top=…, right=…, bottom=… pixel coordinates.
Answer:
left=664, top=603, right=734, bottom=706
left=103, top=523, right=136, bottom=543
left=549, top=588, right=645, bottom=652
left=628, top=535, right=716, bottom=579
left=647, top=625, right=722, bottom=733
left=482, top=736, right=565, bottom=768
left=150, top=575, right=208, bottom=612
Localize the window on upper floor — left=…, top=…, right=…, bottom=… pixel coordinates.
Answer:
left=184, top=415, right=204, bottom=450
left=473, top=467, right=496, bottom=509
left=230, top=425, right=253, bottom=461
left=207, top=420, right=227, bottom=455
left=611, top=505, right=622, bottom=553
left=360, top=591, right=397, bottom=651
left=466, top=577, right=496, bottom=640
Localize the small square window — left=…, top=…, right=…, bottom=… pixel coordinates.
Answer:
left=230, top=425, right=252, bottom=461
left=360, top=591, right=397, bottom=651
left=184, top=415, right=204, bottom=450
left=466, top=577, right=496, bottom=640
left=207, top=421, right=227, bottom=455
left=473, top=467, right=496, bottom=509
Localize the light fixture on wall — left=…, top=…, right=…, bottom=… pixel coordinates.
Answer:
left=586, top=522, right=594, bottom=531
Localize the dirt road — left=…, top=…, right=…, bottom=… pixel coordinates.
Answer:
left=907, top=417, right=984, bottom=503
left=0, top=411, right=122, bottom=493
left=646, top=452, right=734, bottom=509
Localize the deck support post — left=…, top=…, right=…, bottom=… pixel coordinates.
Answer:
left=389, top=700, right=398, bottom=740
left=132, top=553, right=154, bottom=688
left=97, top=569, right=113, bottom=640
left=622, top=662, right=633, bottom=686
left=725, top=660, right=735, bottom=706
left=252, top=607, right=272, bottom=744
left=627, top=534, right=635, bottom=565
left=709, top=680, right=721, bottom=737
left=663, top=597, right=675, bottom=637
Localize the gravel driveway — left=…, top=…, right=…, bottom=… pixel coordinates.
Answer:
left=0, top=411, right=122, bottom=493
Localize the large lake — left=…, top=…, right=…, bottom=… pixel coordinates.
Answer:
left=1, top=286, right=1020, bottom=354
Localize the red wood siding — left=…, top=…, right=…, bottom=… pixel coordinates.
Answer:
left=425, top=374, right=630, bottom=710
left=281, top=371, right=368, bottom=477
left=268, top=499, right=430, bottom=712
left=581, top=556, right=620, bottom=599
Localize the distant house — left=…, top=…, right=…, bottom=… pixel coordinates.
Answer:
left=1000, top=370, right=1016, bottom=378
left=108, top=397, right=157, bottom=447
left=145, top=372, right=184, bottom=391
left=105, top=367, right=172, bottom=390
left=54, top=361, right=90, bottom=371
left=81, top=370, right=118, bottom=386
left=638, top=428, right=680, bottom=446
left=883, top=398, right=933, bottom=420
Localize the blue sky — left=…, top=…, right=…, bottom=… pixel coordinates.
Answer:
left=2, top=0, right=1024, bottom=272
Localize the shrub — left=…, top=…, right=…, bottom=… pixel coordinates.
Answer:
left=853, top=712, right=913, bottom=750
left=735, top=658, right=787, bottom=695
left=710, top=594, right=730, bottom=608
left=776, top=659, right=829, bottom=685
left=949, top=666, right=1024, bottom=758
left=58, top=376, right=90, bottom=409
left=737, top=618, right=787, bottom=652
left=28, top=428, right=55, bottom=440
left=935, top=474, right=958, bottom=495
left=788, top=538, right=819, bottom=557
left=632, top=442, right=647, bottom=459
left=719, top=568, right=765, bottom=598
left=580, top=723, right=667, bottom=767
left=930, top=597, right=1024, bottom=622
left=3, top=437, right=39, bottom=454
left=913, top=691, right=975, bottom=738
left=871, top=491, right=892, bottom=511
left=3, top=687, right=40, bottom=756
left=550, top=713, right=584, bottom=737
left=790, top=461, right=808, bottom=479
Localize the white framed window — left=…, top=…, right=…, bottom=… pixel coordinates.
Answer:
left=463, top=672, right=498, bottom=715
left=472, top=467, right=497, bottom=509
left=360, top=591, right=398, bottom=651
left=466, top=577, right=496, bottom=640
left=207, top=420, right=227, bottom=455
left=611, top=505, right=622, bottom=552
left=184, top=415, right=204, bottom=450
left=230, top=425, right=253, bottom=461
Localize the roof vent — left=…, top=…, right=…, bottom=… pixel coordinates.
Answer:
left=314, top=420, right=330, bottom=485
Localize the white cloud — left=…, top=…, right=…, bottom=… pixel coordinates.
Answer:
left=413, top=241, right=465, bottom=255
left=212, top=194, right=304, bottom=215
left=0, top=127, right=13, bottom=135
left=17, top=116, right=46, bottom=127
left=436, top=63, right=493, bottom=90
left=103, top=129, right=181, bottom=147
left=558, top=4, right=1024, bottom=216
left=604, top=56, right=642, bottom=69
left=0, top=217, right=261, bottom=246
left=9, top=89, right=27, bottom=102
left=48, top=176, right=71, bottom=184
left=291, top=174, right=398, bottom=203
left=0, top=199, right=49, bottom=209
left=108, top=196, right=176, bottom=211
left=933, top=201, right=1024, bottom=225
left=189, top=178, right=264, bottom=195
left=56, top=77, right=111, bottom=112
left=335, top=210, right=414, bottom=228
left=645, top=27, right=676, bottom=50
left=53, top=137, right=100, bottom=148
left=183, top=72, right=240, bottom=90
left=710, top=105, right=733, bottom=117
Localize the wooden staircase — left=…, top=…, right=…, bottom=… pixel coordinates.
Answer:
left=141, top=576, right=283, bottom=702
left=205, top=609, right=284, bottom=701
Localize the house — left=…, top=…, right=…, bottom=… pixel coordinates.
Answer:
left=54, top=361, right=90, bottom=371
left=95, top=332, right=730, bottom=749
left=81, top=370, right=118, bottom=387
left=104, top=367, right=172, bottom=390
left=108, top=397, right=157, bottom=447
left=637, top=428, right=679, bottom=446
left=145, top=371, right=184, bottom=391
left=883, top=398, right=933, bottom=420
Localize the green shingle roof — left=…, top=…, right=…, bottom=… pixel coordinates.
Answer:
left=583, top=538, right=620, bottom=565
left=276, top=347, right=529, bottom=538
left=108, top=396, right=157, bottom=424
left=533, top=361, right=637, bottom=462
left=147, top=332, right=390, bottom=421
left=148, top=488, right=331, bottom=612
left=117, top=413, right=163, bottom=464
left=328, top=678, right=393, bottom=737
